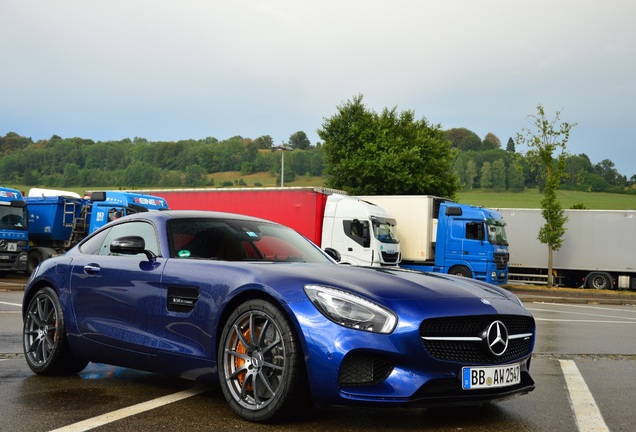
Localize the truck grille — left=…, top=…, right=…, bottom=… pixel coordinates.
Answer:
left=420, top=315, right=534, bottom=364
left=381, top=251, right=400, bottom=263
left=494, top=252, right=509, bottom=270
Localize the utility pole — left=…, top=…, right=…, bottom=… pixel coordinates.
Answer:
left=275, top=142, right=293, bottom=187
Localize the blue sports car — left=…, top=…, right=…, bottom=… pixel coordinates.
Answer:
left=22, top=210, right=535, bottom=422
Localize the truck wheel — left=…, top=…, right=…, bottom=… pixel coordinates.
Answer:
left=26, top=250, right=44, bottom=275
left=586, top=272, right=613, bottom=290
left=449, top=266, right=472, bottom=278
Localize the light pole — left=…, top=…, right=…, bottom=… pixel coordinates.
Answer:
left=275, top=143, right=293, bottom=187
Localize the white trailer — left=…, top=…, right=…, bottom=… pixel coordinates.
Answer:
left=498, top=208, right=636, bottom=289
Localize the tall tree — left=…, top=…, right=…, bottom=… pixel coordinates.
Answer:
left=507, top=163, right=525, bottom=192
left=480, top=162, right=492, bottom=189
left=492, top=158, right=507, bottom=191
left=516, top=104, right=575, bottom=287
left=319, top=95, right=460, bottom=197
left=444, top=128, right=482, bottom=151
left=482, top=132, right=501, bottom=150
left=288, top=131, right=311, bottom=149
left=506, top=137, right=516, bottom=153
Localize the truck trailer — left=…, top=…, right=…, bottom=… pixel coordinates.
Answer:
left=25, top=189, right=169, bottom=273
left=498, top=208, right=636, bottom=289
left=359, top=195, right=509, bottom=284
left=134, top=187, right=400, bottom=267
left=0, top=186, right=28, bottom=273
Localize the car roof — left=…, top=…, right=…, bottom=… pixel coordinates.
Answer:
left=125, top=209, right=280, bottom=225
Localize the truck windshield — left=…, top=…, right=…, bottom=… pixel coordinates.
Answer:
left=0, top=207, right=27, bottom=230
left=372, top=218, right=399, bottom=244
left=486, top=219, right=508, bottom=246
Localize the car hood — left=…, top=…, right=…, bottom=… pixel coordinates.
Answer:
left=251, top=263, right=518, bottom=305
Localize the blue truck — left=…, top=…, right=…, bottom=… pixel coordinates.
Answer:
left=0, top=186, right=29, bottom=273
left=358, top=195, right=510, bottom=284
left=24, top=189, right=169, bottom=273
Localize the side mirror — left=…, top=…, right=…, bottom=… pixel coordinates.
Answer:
left=324, top=247, right=341, bottom=263
left=110, top=236, right=156, bottom=260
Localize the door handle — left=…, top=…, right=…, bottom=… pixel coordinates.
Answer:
left=84, top=264, right=101, bottom=274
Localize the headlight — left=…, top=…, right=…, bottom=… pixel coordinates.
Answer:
left=304, top=285, right=397, bottom=334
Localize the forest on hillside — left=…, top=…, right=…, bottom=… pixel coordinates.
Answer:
left=1, top=130, right=633, bottom=194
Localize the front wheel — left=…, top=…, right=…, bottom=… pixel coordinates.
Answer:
left=449, top=266, right=472, bottom=278
left=23, top=287, right=88, bottom=375
left=218, top=299, right=310, bottom=422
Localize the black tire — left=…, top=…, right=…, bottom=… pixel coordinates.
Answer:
left=218, top=299, right=310, bottom=422
left=26, top=250, right=43, bottom=276
left=587, top=272, right=613, bottom=290
left=23, top=287, right=88, bottom=375
left=450, top=266, right=472, bottom=278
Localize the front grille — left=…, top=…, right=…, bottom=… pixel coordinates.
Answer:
left=381, top=251, right=400, bottom=263
left=339, top=352, right=394, bottom=386
left=420, top=315, right=534, bottom=364
left=494, top=253, right=509, bottom=270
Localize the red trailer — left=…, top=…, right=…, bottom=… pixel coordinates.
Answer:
left=143, top=187, right=328, bottom=244
left=134, top=187, right=401, bottom=267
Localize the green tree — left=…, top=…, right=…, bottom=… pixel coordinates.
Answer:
left=253, top=135, right=273, bottom=149
left=506, top=137, right=516, bottom=153
left=516, top=104, right=575, bottom=286
left=492, top=158, right=506, bottom=191
left=288, top=131, right=311, bottom=150
left=507, top=163, right=525, bottom=192
left=482, top=132, right=501, bottom=150
left=480, top=161, right=492, bottom=189
left=184, top=164, right=206, bottom=187
left=444, top=128, right=482, bottom=151
left=319, top=94, right=460, bottom=197
left=465, top=159, right=478, bottom=190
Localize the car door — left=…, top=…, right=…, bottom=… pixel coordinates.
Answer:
left=70, top=220, right=165, bottom=354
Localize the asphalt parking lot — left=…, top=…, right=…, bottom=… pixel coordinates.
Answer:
left=2, top=276, right=636, bottom=431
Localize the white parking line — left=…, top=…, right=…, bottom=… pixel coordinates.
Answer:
left=527, top=307, right=636, bottom=322
left=0, top=300, right=21, bottom=307
left=47, top=386, right=210, bottom=432
left=559, top=360, right=609, bottom=432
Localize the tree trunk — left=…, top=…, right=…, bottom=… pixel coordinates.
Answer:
left=547, top=245, right=554, bottom=287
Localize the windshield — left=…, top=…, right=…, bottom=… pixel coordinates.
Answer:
left=167, top=217, right=334, bottom=263
left=487, top=219, right=508, bottom=246
left=0, top=206, right=27, bottom=230
left=372, top=218, right=399, bottom=244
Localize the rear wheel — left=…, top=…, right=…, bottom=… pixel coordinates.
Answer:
left=23, top=287, right=88, bottom=375
left=218, top=299, right=310, bottom=422
left=586, top=272, right=613, bottom=290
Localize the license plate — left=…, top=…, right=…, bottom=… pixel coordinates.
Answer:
left=0, top=255, right=10, bottom=261
left=462, top=363, right=521, bottom=390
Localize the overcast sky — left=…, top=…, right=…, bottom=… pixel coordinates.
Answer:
left=2, top=1, right=635, bottom=177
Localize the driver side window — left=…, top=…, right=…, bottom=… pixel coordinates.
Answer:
left=85, top=222, right=160, bottom=257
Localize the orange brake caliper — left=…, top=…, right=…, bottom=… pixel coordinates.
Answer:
left=234, top=328, right=252, bottom=391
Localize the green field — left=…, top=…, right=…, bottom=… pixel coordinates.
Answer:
left=457, top=189, right=636, bottom=210
left=12, top=174, right=636, bottom=210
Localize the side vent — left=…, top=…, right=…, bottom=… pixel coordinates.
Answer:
left=167, top=286, right=200, bottom=313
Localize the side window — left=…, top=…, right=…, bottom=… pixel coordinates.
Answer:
left=466, top=222, right=485, bottom=241
left=98, top=221, right=160, bottom=256
left=343, top=220, right=370, bottom=247
left=79, top=228, right=111, bottom=255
